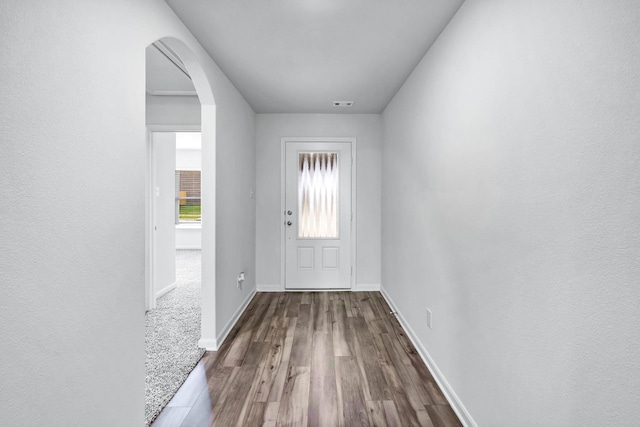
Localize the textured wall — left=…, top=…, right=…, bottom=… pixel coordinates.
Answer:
left=255, top=114, right=382, bottom=289
left=213, top=84, right=256, bottom=339
left=0, top=0, right=255, bottom=424
left=381, top=1, right=640, bottom=425
left=146, top=94, right=201, bottom=126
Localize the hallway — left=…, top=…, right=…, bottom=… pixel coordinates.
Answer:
left=4, top=2, right=640, bottom=425
left=152, top=292, right=461, bottom=426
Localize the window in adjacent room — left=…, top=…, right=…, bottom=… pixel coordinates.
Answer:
left=175, top=132, right=201, bottom=223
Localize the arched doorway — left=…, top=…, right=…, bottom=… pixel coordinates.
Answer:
left=144, top=37, right=217, bottom=423
left=145, top=37, right=216, bottom=345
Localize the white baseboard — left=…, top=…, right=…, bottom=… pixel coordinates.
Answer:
left=380, top=286, right=477, bottom=427
left=353, top=283, right=381, bottom=291
left=256, top=283, right=283, bottom=292
left=198, top=338, right=218, bottom=351
left=155, top=282, right=177, bottom=299
left=257, top=283, right=380, bottom=292
left=213, top=288, right=257, bottom=350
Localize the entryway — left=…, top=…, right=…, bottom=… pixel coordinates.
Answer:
left=282, top=138, right=356, bottom=290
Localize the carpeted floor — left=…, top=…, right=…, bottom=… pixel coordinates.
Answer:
left=145, top=250, right=205, bottom=426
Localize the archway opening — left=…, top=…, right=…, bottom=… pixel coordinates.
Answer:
left=144, top=37, right=216, bottom=425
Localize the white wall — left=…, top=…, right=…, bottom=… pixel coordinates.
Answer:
left=176, top=148, right=201, bottom=171
left=381, top=1, right=640, bottom=426
left=176, top=225, right=202, bottom=250
left=146, top=94, right=201, bottom=125
left=214, top=77, right=256, bottom=345
left=0, top=1, right=255, bottom=424
left=255, top=114, right=382, bottom=290
left=153, top=133, right=177, bottom=295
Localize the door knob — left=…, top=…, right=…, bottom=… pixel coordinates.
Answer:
left=287, top=221, right=292, bottom=226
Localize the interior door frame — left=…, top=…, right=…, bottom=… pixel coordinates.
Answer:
left=146, top=125, right=201, bottom=311
left=280, top=137, right=357, bottom=291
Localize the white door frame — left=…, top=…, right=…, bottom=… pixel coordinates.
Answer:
left=146, top=125, right=201, bottom=311
left=280, top=137, right=357, bottom=291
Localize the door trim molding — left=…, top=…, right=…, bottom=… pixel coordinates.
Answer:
left=280, top=137, right=357, bottom=291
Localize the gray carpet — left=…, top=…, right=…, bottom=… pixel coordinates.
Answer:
left=145, top=250, right=205, bottom=426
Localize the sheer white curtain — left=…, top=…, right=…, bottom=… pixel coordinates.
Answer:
left=298, top=153, right=338, bottom=238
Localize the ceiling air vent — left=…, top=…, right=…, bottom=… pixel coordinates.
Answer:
left=333, top=101, right=354, bottom=107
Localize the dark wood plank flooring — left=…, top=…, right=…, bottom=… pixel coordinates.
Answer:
left=152, top=292, right=462, bottom=427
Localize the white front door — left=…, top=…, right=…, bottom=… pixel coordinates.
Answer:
left=284, top=141, right=352, bottom=289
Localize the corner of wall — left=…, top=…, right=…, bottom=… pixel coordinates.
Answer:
left=214, top=288, right=257, bottom=349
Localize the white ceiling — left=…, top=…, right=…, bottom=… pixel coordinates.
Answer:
left=146, top=43, right=196, bottom=95
left=165, top=0, right=464, bottom=113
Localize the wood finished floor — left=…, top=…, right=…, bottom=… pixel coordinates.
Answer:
left=152, top=292, right=462, bottom=427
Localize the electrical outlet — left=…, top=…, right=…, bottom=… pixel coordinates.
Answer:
left=426, top=308, right=432, bottom=329
left=237, top=272, right=245, bottom=289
